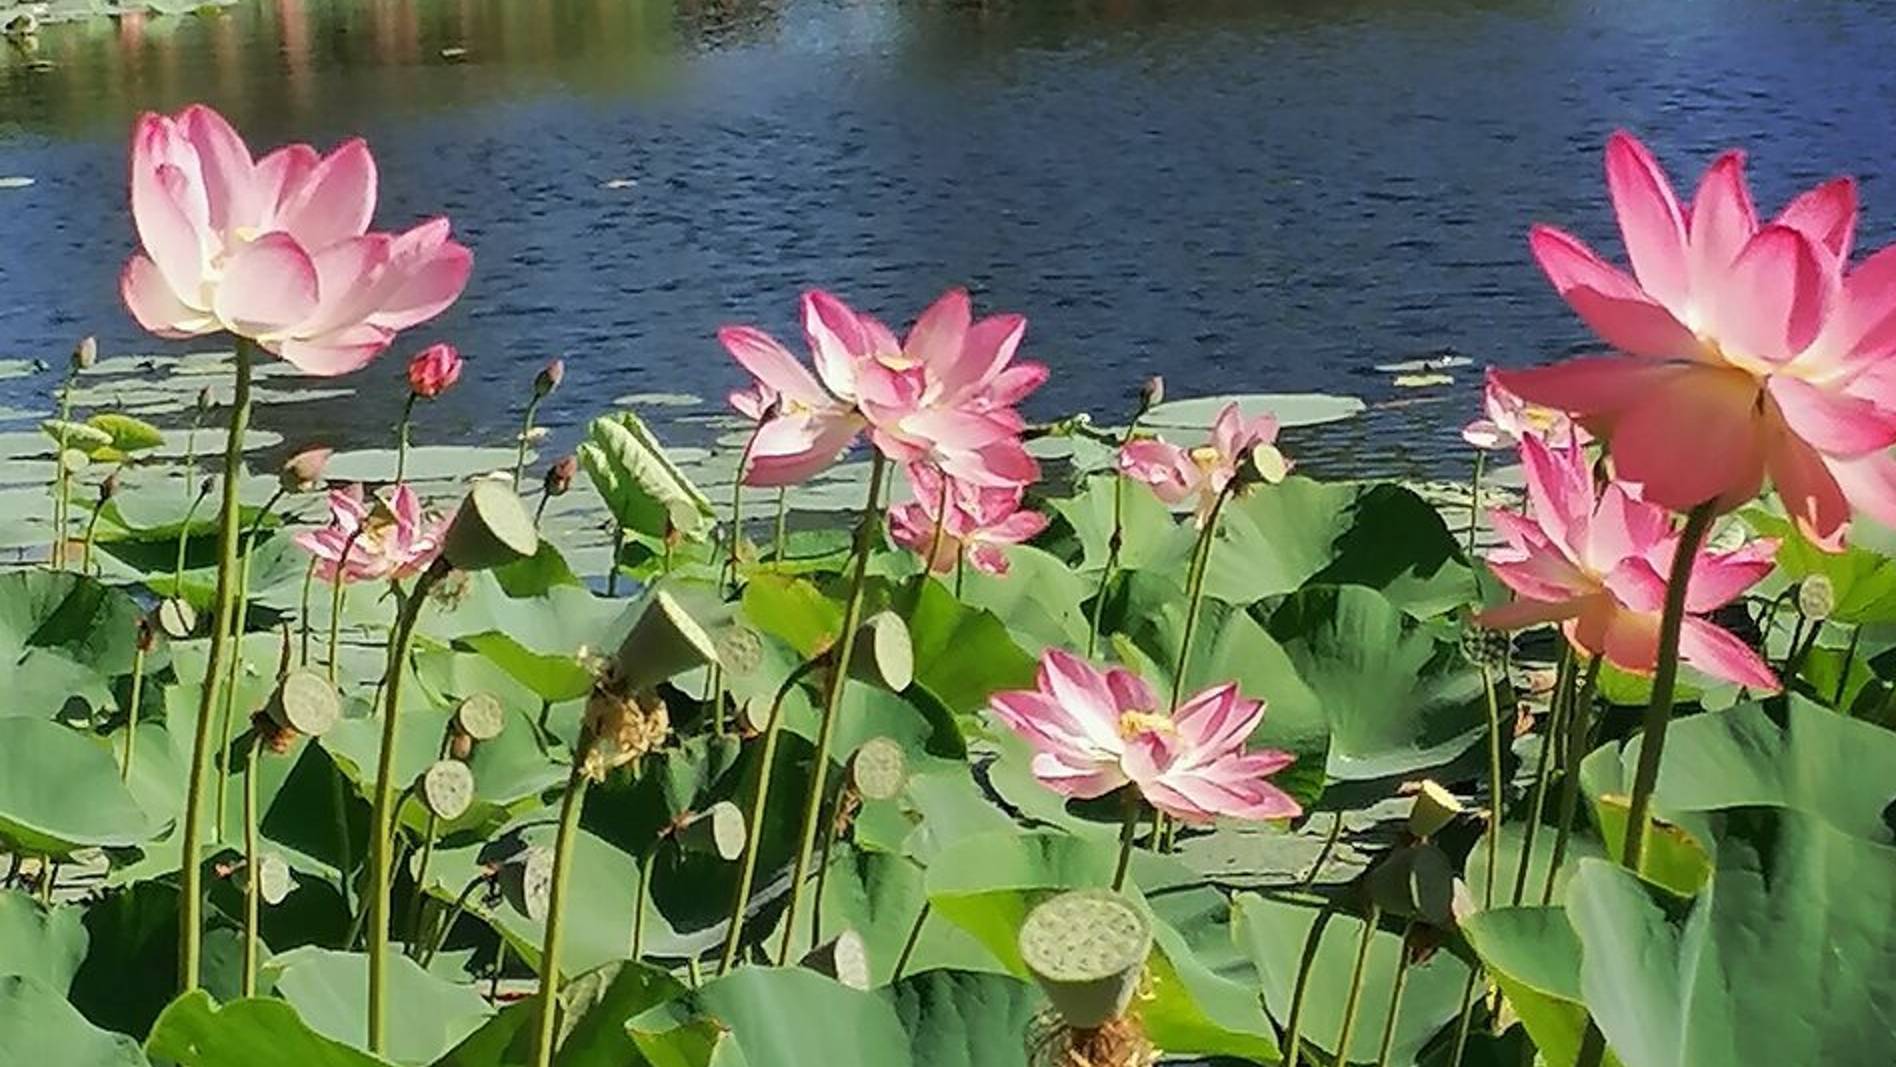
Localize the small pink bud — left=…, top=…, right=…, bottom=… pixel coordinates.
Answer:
left=533, top=358, right=565, bottom=399
left=281, top=446, right=333, bottom=493
left=544, top=455, right=578, bottom=497
left=406, top=343, right=464, bottom=399
left=72, top=336, right=97, bottom=371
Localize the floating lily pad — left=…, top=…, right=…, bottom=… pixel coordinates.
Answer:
left=324, top=446, right=525, bottom=485
left=1145, top=393, right=1366, bottom=430
left=0, top=177, right=33, bottom=190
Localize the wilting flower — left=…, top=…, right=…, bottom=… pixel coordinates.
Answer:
left=888, top=463, right=1048, bottom=576
left=988, top=649, right=1301, bottom=823
left=120, top=104, right=471, bottom=375
left=406, top=342, right=463, bottom=398
left=1118, top=401, right=1287, bottom=525
left=1475, top=435, right=1779, bottom=690
left=1500, top=130, right=1896, bottom=548
left=1461, top=368, right=1587, bottom=450
left=294, top=483, right=445, bottom=582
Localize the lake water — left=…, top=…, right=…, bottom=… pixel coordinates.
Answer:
left=4, top=0, right=1896, bottom=478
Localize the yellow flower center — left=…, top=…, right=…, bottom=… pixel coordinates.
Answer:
left=1117, top=710, right=1176, bottom=740
left=1188, top=445, right=1221, bottom=472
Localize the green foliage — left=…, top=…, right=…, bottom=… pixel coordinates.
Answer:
left=578, top=412, right=715, bottom=541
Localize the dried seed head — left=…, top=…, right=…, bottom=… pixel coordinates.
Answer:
left=99, top=471, right=119, bottom=502
left=579, top=687, right=670, bottom=781
left=1798, top=575, right=1835, bottom=622
left=249, top=709, right=298, bottom=755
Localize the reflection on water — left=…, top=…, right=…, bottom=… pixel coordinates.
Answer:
left=4, top=0, right=1896, bottom=477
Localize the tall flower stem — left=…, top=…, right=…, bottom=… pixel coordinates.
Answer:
left=719, top=659, right=821, bottom=975
left=1480, top=664, right=1505, bottom=908
left=770, top=489, right=789, bottom=569
left=121, top=641, right=147, bottom=782
left=1170, top=486, right=1234, bottom=712
left=395, top=394, right=418, bottom=484
left=1371, top=920, right=1417, bottom=1067
left=300, top=559, right=318, bottom=665
left=49, top=366, right=77, bottom=569
left=1466, top=450, right=1485, bottom=560
left=1086, top=409, right=1148, bottom=658
left=1510, top=646, right=1572, bottom=905
left=326, top=528, right=364, bottom=686
left=1282, top=902, right=1337, bottom=1065
left=533, top=739, right=594, bottom=1067
left=241, top=736, right=262, bottom=997
left=177, top=337, right=254, bottom=995
left=1332, top=903, right=1382, bottom=1064
left=216, top=490, right=285, bottom=838
left=1543, top=656, right=1602, bottom=905
left=631, top=845, right=652, bottom=959
left=1619, top=503, right=1716, bottom=873
left=1835, top=624, right=1862, bottom=706
left=711, top=431, right=765, bottom=736
left=512, top=396, right=544, bottom=492
left=924, top=469, right=951, bottom=578
left=774, top=453, right=888, bottom=963
left=367, top=562, right=446, bottom=1054
left=1110, top=788, right=1142, bottom=891
left=606, top=524, right=624, bottom=596
left=174, top=479, right=211, bottom=589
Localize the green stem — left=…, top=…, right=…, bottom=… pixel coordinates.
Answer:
left=367, top=564, right=444, bottom=1054
left=924, top=468, right=950, bottom=576
left=1481, top=664, right=1505, bottom=908
left=1281, top=903, right=1337, bottom=1066
left=1511, top=647, right=1572, bottom=906
left=422, top=875, right=485, bottom=969
left=1111, top=788, right=1141, bottom=892
left=631, top=846, right=651, bottom=960
left=532, top=753, right=591, bottom=1067
left=121, top=644, right=146, bottom=783
left=300, top=558, right=317, bottom=666
left=1783, top=614, right=1808, bottom=677
left=80, top=485, right=111, bottom=574
left=890, top=902, right=929, bottom=983
left=771, top=488, right=788, bottom=570
left=1835, top=625, right=1862, bottom=706
left=1466, top=449, right=1485, bottom=560
left=50, top=371, right=75, bottom=569
left=1371, top=920, right=1417, bottom=1067
left=408, top=813, right=439, bottom=955
left=217, top=490, right=285, bottom=841
left=396, top=394, right=417, bottom=484
left=774, top=453, right=888, bottom=963
left=513, top=396, right=542, bottom=492
left=1086, top=477, right=1127, bottom=659
left=174, top=482, right=210, bottom=589
left=177, top=338, right=253, bottom=995
left=326, top=528, right=363, bottom=687
left=1332, top=904, right=1381, bottom=1063
left=1545, top=656, right=1603, bottom=905
left=1784, top=615, right=1823, bottom=683
left=333, top=766, right=355, bottom=917
left=718, top=659, right=822, bottom=975
left=810, top=788, right=850, bottom=952
left=1170, top=486, right=1233, bottom=712
left=606, top=524, right=624, bottom=596
left=1619, top=503, right=1716, bottom=874
left=712, top=433, right=762, bottom=737
left=242, top=738, right=261, bottom=997
left=1298, top=811, right=1345, bottom=890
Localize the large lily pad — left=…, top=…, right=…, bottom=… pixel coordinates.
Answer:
left=1145, top=393, right=1367, bottom=430
left=0, top=717, right=154, bottom=854
left=0, top=891, right=88, bottom=990
left=265, top=947, right=492, bottom=1066
left=145, top=991, right=395, bottom=1067
left=0, top=569, right=143, bottom=720
left=0, top=975, right=149, bottom=1067
left=578, top=411, right=715, bottom=541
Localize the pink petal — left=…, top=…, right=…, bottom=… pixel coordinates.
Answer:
left=902, top=288, right=971, bottom=375
left=179, top=104, right=259, bottom=235
left=366, top=219, right=471, bottom=332
left=939, top=313, right=1027, bottom=407
left=274, top=327, right=392, bottom=377
left=1171, top=683, right=1263, bottom=755
left=1602, top=557, right=1668, bottom=615
left=982, top=509, right=1049, bottom=544
left=1774, top=177, right=1857, bottom=261
left=1684, top=540, right=1778, bottom=614
left=1029, top=752, right=1126, bottom=800
left=966, top=543, right=1011, bottom=576
left=1529, top=226, right=1703, bottom=359
left=1104, top=667, right=1158, bottom=713
left=297, top=234, right=394, bottom=337
left=1487, top=554, right=1592, bottom=607
left=253, top=143, right=317, bottom=220
left=1495, top=357, right=1687, bottom=423
left=1804, top=244, right=1896, bottom=381
left=275, top=138, right=377, bottom=252
left=1767, top=375, right=1896, bottom=457
left=121, top=254, right=215, bottom=337
left=212, top=232, right=320, bottom=337
left=1766, top=432, right=1851, bottom=551
left=1461, top=419, right=1506, bottom=450
left=1520, top=435, right=1596, bottom=544
left=1604, top=131, right=1692, bottom=310
left=1826, top=450, right=1896, bottom=531
left=130, top=117, right=211, bottom=304
left=742, top=413, right=860, bottom=487
left=990, top=691, right=1094, bottom=758
left=979, top=361, right=1048, bottom=410
left=1118, top=439, right=1198, bottom=504
left=1686, top=150, right=1756, bottom=284
left=1600, top=606, right=1662, bottom=674
left=1679, top=616, right=1780, bottom=691
left=1473, top=595, right=1584, bottom=631
left=1039, top=649, right=1125, bottom=750
left=1707, top=225, right=1836, bottom=364
left=1609, top=369, right=1767, bottom=513
left=719, top=326, right=829, bottom=406
left=1580, top=484, right=1674, bottom=573
left=801, top=290, right=871, bottom=401
left=954, top=437, right=1039, bottom=488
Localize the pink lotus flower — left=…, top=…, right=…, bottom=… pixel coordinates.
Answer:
left=1461, top=368, right=1588, bottom=450
left=1117, top=401, right=1287, bottom=525
left=1500, top=130, right=1896, bottom=548
left=888, top=463, right=1049, bottom=576
left=406, top=342, right=462, bottom=398
left=989, top=649, right=1301, bottom=824
left=719, top=308, right=866, bottom=488
left=1475, top=435, right=1779, bottom=690
left=294, top=483, right=445, bottom=583
left=120, top=104, right=471, bottom=376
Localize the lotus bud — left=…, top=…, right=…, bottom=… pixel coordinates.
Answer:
left=135, top=615, right=157, bottom=653
left=801, top=928, right=872, bottom=991
left=543, top=455, right=578, bottom=498
left=71, top=336, right=97, bottom=371
left=1405, top=779, right=1463, bottom=839
left=280, top=446, right=332, bottom=494
left=440, top=480, right=539, bottom=573
left=533, top=358, right=565, bottom=399
left=608, top=590, right=722, bottom=695
left=1019, top=889, right=1152, bottom=1029
left=1798, top=575, right=1834, bottom=622
left=196, top=385, right=215, bottom=416
left=98, top=471, right=118, bottom=503
left=1140, top=375, right=1165, bottom=411
left=197, top=475, right=215, bottom=499
left=677, top=801, right=747, bottom=861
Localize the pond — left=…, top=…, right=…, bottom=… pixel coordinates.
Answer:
left=4, top=0, right=1896, bottom=476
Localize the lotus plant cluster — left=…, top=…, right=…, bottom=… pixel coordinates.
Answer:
left=1, top=102, right=1888, bottom=1067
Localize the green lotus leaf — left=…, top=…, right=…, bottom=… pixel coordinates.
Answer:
left=1145, top=392, right=1367, bottom=430
left=578, top=411, right=715, bottom=541
left=145, top=991, right=395, bottom=1067
left=264, top=947, right=491, bottom=1065
left=0, top=975, right=148, bottom=1067
left=0, top=717, right=154, bottom=854
left=85, top=413, right=166, bottom=456
left=0, top=890, right=88, bottom=991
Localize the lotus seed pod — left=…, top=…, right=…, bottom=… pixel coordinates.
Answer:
left=1366, top=842, right=1457, bottom=928
left=677, top=801, right=747, bottom=861
left=846, top=611, right=914, bottom=693
left=849, top=737, right=908, bottom=802
left=421, top=759, right=476, bottom=821
left=610, top=590, right=722, bottom=695
left=715, top=623, right=764, bottom=679
left=1458, top=624, right=1510, bottom=670
left=801, top=928, right=871, bottom=990
left=455, top=692, right=507, bottom=742
left=505, top=844, right=556, bottom=923
left=59, top=448, right=90, bottom=474
left=1248, top=442, right=1292, bottom=486
left=236, top=853, right=295, bottom=906
left=1407, top=780, right=1464, bottom=839
left=441, top=479, right=539, bottom=573
left=267, top=668, right=341, bottom=738
left=156, top=597, right=197, bottom=639
left=72, top=336, right=97, bottom=370
left=1798, top=575, right=1835, bottom=622
left=1019, top=889, right=1152, bottom=1029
